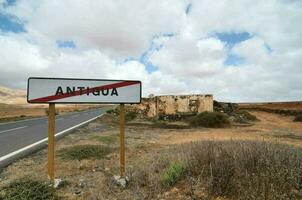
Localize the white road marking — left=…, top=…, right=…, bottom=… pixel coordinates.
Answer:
left=0, top=126, right=28, bottom=134
left=0, top=113, right=104, bottom=162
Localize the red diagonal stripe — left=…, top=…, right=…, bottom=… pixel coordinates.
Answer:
left=29, top=81, right=140, bottom=103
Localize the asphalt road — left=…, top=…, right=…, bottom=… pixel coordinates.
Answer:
left=0, top=108, right=107, bottom=158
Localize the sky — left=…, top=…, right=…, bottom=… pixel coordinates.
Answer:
left=0, top=0, right=301, bottom=102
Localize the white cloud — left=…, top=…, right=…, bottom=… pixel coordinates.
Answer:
left=7, top=0, right=187, bottom=58
left=150, top=36, right=226, bottom=79
left=0, top=0, right=301, bottom=102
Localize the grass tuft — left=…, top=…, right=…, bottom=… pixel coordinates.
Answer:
left=162, top=162, right=186, bottom=186
left=96, top=135, right=119, bottom=144
left=58, top=145, right=113, bottom=160
left=0, top=178, right=58, bottom=200
left=189, top=111, right=230, bottom=128
left=151, top=120, right=188, bottom=129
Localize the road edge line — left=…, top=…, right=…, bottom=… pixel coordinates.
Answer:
left=0, top=113, right=104, bottom=168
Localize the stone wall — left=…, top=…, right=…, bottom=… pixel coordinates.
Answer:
left=134, top=94, right=213, bottom=118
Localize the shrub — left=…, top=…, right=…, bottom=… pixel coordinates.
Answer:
left=106, top=108, right=137, bottom=121
left=162, top=162, right=186, bottom=186
left=130, top=140, right=302, bottom=199
left=0, top=179, right=59, bottom=200
left=189, top=112, right=230, bottom=128
left=236, top=110, right=258, bottom=121
left=126, top=111, right=137, bottom=121
left=294, top=113, right=302, bottom=122
left=106, top=108, right=119, bottom=115
left=58, top=145, right=112, bottom=160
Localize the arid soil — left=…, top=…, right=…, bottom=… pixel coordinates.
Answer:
left=161, top=111, right=302, bottom=147
left=239, top=102, right=302, bottom=111
left=1, top=111, right=302, bottom=199
left=0, top=104, right=106, bottom=122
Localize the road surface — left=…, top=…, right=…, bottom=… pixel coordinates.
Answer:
left=0, top=108, right=108, bottom=166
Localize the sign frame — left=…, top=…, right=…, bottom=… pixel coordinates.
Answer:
left=27, top=77, right=142, bottom=104
left=27, top=76, right=139, bottom=184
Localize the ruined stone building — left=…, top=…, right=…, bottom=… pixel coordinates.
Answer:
left=134, top=94, right=213, bottom=118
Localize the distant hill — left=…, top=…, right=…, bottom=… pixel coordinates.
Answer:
left=0, top=85, right=27, bottom=105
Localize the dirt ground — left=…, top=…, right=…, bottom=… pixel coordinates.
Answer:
left=161, top=111, right=302, bottom=147
left=0, top=104, right=106, bottom=122
left=239, top=102, right=302, bottom=111
left=1, top=111, right=302, bottom=199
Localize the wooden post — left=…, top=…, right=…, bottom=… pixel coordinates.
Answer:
left=48, top=103, right=56, bottom=182
left=119, top=104, right=125, bottom=177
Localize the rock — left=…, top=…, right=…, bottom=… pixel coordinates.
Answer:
left=74, top=189, right=81, bottom=195
left=53, top=178, right=64, bottom=189
left=229, top=116, right=236, bottom=122
left=105, top=167, right=110, bottom=171
left=79, top=179, right=86, bottom=188
left=113, top=175, right=129, bottom=188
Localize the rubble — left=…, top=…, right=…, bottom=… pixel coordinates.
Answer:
left=113, top=175, right=129, bottom=188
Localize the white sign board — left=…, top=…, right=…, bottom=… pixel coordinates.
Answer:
left=27, top=77, right=141, bottom=104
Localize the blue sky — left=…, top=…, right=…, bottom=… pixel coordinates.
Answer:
left=56, top=40, right=76, bottom=49
left=0, top=13, right=25, bottom=33
left=0, top=0, right=24, bottom=33
left=215, top=32, right=252, bottom=66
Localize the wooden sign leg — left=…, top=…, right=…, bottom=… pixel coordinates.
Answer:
left=48, top=103, right=56, bottom=182
left=120, top=104, right=125, bottom=177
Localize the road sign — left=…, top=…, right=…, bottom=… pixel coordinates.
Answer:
left=27, top=77, right=142, bottom=104
left=27, top=77, right=138, bottom=184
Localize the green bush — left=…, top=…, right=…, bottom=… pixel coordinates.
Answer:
left=294, top=113, right=302, bottom=122
left=189, top=111, right=230, bottom=128
left=0, top=179, right=58, bottom=200
left=106, top=108, right=119, bottom=115
left=126, top=111, right=137, bottom=121
left=58, top=145, right=112, bottom=160
left=106, top=108, right=137, bottom=121
left=236, top=110, right=258, bottom=121
left=162, top=162, right=186, bottom=186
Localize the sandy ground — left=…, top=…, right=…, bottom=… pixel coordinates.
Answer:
left=159, top=111, right=302, bottom=147
left=0, top=104, right=107, bottom=122
left=239, top=102, right=302, bottom=110
left=0, top=111, right=302, bottom=199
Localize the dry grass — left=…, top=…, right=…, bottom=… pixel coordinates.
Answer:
left=239, top=102, right=302, bottom=111
left=2, top=111, right=302, bottom=199
left=0, top=103, right=107, bottom=122
left=93, top=134, right=119, bottom=144
left=129, top=140, right=302, bottom=199
left=58, top=145, right=113, bottom=160
left=0, top=178, right=59, bottom=200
